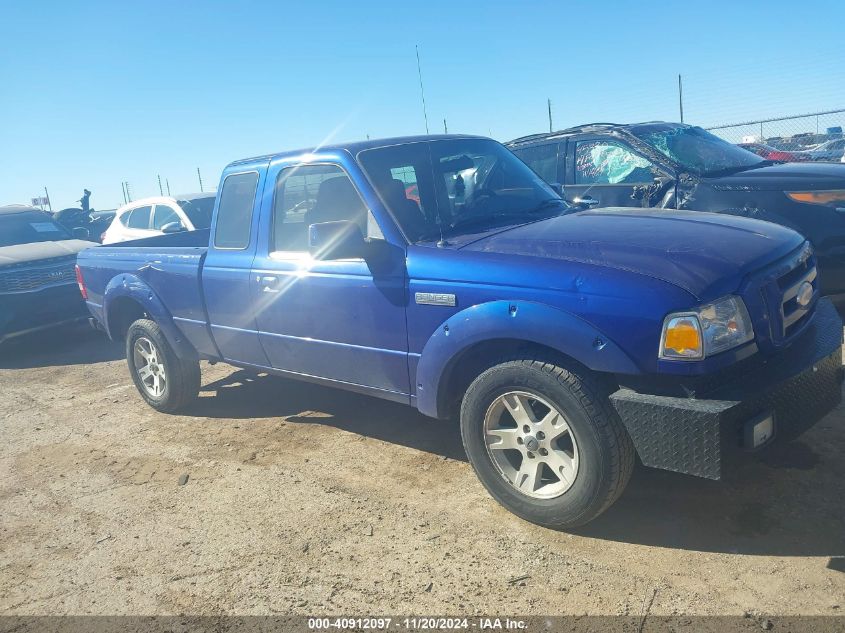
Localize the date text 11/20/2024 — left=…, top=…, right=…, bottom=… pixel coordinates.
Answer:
left=307, top=617, right=527, bottom=630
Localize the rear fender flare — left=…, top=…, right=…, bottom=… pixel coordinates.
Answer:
left=103, top=274, right=197, bottom=359
left=414, top=300, right=639, bottom=418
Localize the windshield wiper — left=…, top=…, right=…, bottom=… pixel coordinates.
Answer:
left=526, top=198, right=568, bottom=213
left=413, top=199, right=567, bottom=243
left=447, top=199, right=566, bottom=234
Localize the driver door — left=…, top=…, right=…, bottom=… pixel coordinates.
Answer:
left=565, top=138, right=662, bottom=208
left=250, top=159, right=410, bottom=399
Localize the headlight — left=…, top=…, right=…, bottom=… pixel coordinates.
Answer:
left=786, top=190, right=845, bottom=210
left=660, top=295, right=754, bottom=360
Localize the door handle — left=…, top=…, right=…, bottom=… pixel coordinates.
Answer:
left=573, top=196, right=600, bottom=208
left=258, top=275, right=280, bottom=292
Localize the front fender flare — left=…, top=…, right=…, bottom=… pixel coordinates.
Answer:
left=414, top=300, right=639, bottom=418
left=103, top=273, right=197, bottom=359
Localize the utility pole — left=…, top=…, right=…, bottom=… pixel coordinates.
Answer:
left=197, top=167, right=204, bottom=192
left=166, top=178, right=171, bottom=196
left=678, top=74, right=684, bottom=123
left=415, top=45, right=429, bottom=134
left=548, top=98, right=553, bottom=133
left=443, top=118, right=448, bottom=134
left=43, top=187, right=52, bottom=212
left=157, top=174, right=163, bottom=196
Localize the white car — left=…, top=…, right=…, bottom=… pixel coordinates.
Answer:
left=101, top=193, right=216, bottom=244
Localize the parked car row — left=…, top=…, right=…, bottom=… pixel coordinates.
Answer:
left=737, top=142, right=811, bottom=162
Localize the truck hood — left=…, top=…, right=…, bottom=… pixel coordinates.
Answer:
left=708, top=161, right=845, bottom=191
left=0, top=239, right=97, bottom=267
left=461, top=208, right=804, bottom=300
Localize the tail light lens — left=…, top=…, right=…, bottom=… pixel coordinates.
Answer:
left=75, top=264, right=88, bottom=300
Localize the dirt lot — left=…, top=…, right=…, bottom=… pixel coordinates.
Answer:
left=1, top=323, right=844, bottom=617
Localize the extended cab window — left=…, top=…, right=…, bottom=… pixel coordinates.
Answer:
left=512, top=143, right=559, bottom=183
left=126, top=205, right=152, bottom=229
left=575, top=141, right=654, bottom=184
left=271, top=164, right=377, bottom=253
left=214, top=172, right=259, bottom=249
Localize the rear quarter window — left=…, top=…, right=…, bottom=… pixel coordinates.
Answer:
left=214, top=172, right=259, bottom=249
left=512, top=143, right=559, bottom=183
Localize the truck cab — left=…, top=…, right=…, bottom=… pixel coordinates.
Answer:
left=77, top=135, right=844, bottom=529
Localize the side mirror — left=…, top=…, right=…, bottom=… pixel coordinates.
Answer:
left=72, top=227, right=90, bottom=240
left=308, top=220, right=367, bottom=260
left=161, top=221, right=186, bottom=234
left=549, top=182, right=564, bottom=196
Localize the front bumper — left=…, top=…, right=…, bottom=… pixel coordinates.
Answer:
left=0, top=283, right=88, bottom=344
left=610, top=297, right=843, bottom=479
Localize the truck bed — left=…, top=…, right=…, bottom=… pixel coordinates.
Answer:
left=77, top=229, right=211, bottom=340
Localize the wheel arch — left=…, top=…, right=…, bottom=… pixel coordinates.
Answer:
left=415, top=300, right=639, bottom=419
left=103, top=274, right=198, bottom=360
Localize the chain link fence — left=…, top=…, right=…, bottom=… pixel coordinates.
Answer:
left=705, top=109, right=845, bottom=158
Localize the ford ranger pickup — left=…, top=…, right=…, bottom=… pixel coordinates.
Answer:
left=76, top=135, right=844, bottom=528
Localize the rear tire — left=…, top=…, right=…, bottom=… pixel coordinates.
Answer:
left=460, top=356, right=634, bottom=529
left=125, top=318, right=200, bottom=412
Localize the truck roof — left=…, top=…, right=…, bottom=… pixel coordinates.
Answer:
left=227, top=134, right=486, bottom=168
left=507, top=121, right=681, bottom=147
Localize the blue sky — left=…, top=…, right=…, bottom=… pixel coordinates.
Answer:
left=2, top=0, right=844, bottom=210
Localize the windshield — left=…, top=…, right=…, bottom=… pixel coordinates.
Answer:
left=359, top=138, right=567, bottom=242
left=177, top=196, right=215, bottom=229
left=0, top=212, right=72, bottom=247
left=631, top=124, right=765, bottom=175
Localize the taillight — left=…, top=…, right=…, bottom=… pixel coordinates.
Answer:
left=75, top=264, right=88, bottom=300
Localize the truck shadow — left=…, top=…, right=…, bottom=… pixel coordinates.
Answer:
left=192, top=368, right=845, bottom=557
left=190, top=368, right=466, bottom=461
left=0, top=322, right=123, bottom=369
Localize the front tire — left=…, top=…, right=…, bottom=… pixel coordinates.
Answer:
left=125, top=318, right=200, bottom=412
left=460, top=356, right=634, bottom=529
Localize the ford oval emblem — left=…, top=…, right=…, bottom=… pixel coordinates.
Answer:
left=796, top=281, right=813, bottom=308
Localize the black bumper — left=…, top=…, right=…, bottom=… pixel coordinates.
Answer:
left=610, top=298, right=844, bottom=480
left=0, top=283, right=88, bottom=344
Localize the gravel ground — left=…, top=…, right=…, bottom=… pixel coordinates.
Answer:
left=1, top=323, right=844, bottom=617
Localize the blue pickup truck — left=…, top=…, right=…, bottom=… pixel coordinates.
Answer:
left=77, top=135, right=844, bottom=528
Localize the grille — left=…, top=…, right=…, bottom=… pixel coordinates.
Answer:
left=778, top=262, right=817, bottom=339
left=0, top=257, right=77, bottom=293
left=780, top=267, right=817, bottom=337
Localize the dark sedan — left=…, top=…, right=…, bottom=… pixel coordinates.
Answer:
left=507, top=122, right=845, bottom=298
left=0, top=205, right=97, bottom=345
